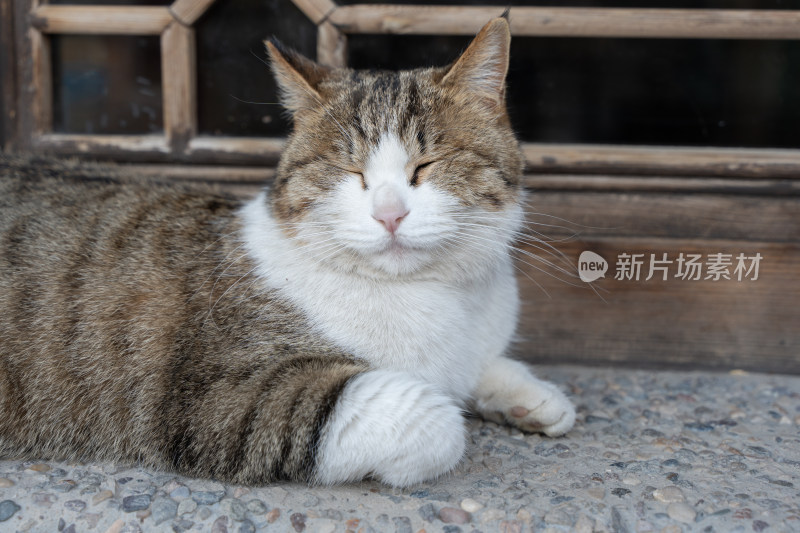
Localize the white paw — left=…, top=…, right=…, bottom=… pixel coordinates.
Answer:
left=315, top=370, right=465, bottom=487
left=474, top=359, right=576, bottom=437
left=504, top=381, right=576, bottom=436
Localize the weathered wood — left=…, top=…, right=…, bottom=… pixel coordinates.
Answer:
left=30, top=28, right=51, bottom=135
left=169, top=0, right=216, bottom=26
left=520, top=191, right=800, bottom=243
left=186, top=136, right=285, bottom=165
left=514, top=238, right=799, bottom=373
left=31, top=5, right=172, bottom=35
left=12, top=0, right=37, bottom=151
left=523, top=144, right=800, bottom=178
left=0, top=0, right=17, bottom=150
left=161, top=22, right=197, bottom=154
left=523, top=175, right=800, bottom=194
left=290, top=0, right=337, bottom=25
left=330, top=5, right=800, bottom=40
left=317, top=21, right=347, bottom=68
left=42, top=136, right=800, bottom=178
left=35, top=133, right=170, bottom=157
left=110, top=164, right=274, bottom=184
left=29, top=134, right=284, bottom=165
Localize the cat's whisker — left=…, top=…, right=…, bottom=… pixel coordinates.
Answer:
left=190, top=244, right=249, bottom=301
left=310, top=243, right=348, bottom=264
left=228, top=94, right=282, bottom=106
left=294, top=240, right=344, bottom=261
left=520, top=201, right=615, bottom=231
left=441, top=234, right=551, bottom=298
left=447, top=225, right=575, bottom=275
left=190, top=230, right=241, bottom=261
left=513, top=239, right=579, bottom=274
left=450, top=213, right=579, bottom=236
left=447, top=230, right=589, bottom=290
left=206, top=251, right=252, bottom=312
left=448, top=219, right=547, bottom=242
left=206, top=264, right=261, bottom=322
left=284, top=230, right=339, bottom=243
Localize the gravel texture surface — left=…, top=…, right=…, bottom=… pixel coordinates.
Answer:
left=0, top=366, right=798, bottom=533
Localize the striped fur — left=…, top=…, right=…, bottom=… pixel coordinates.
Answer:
left=0, top=166, right=365, bottom=484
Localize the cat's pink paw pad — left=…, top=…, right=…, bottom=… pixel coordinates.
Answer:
left=510, top=405, right=529, bottom=418
left=513, top=391, right=575, bottom=437
left=480, top=386, right=575, bottom=437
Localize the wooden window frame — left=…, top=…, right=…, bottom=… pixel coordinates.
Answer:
left=5, top=0, right=800, bottom=178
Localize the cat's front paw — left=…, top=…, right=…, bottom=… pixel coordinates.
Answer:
left=474, top=359, right=576, bottom=437
left=484, top=381, right=576, bottom=437
left=315, top=370, right=465, bottom=487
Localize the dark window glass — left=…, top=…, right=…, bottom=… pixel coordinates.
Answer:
left=195, top=0, right=317, bottom=137
left=51, top=35, right=163, bottom=134
left=348, top=35, right=800, bottom=148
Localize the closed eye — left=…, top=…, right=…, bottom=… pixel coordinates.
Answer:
left=332, top=165, right=366, bottom=189
left=410, top=161, right=435, bottom=187
left=354, top=171, right=367, bottom=190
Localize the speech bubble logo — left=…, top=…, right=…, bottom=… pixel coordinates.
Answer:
left=578, top=251, right=608, bottom=282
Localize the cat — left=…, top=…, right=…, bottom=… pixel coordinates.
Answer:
left=0, top=17, right=575, bottom=487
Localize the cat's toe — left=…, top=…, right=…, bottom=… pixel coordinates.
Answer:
left=315, top=370, right=465, bottom=487
left=483, top=383, right=576, bottom=437
left=526, top=395, right=576, bottom=437
left=513, top=384, right=575, bottom=436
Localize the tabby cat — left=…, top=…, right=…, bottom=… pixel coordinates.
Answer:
left=0, top=18, right=575, bottom=487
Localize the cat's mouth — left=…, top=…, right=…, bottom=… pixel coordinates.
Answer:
left=383, top=237, right=410, bottom=254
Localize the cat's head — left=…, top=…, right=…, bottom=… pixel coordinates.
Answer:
left=265, top=18, right=524, bottom=280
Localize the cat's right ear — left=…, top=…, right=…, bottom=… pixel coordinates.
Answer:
left=440, top=17, right=511, bottom=110
left=265, top=39, right=332, bottom=115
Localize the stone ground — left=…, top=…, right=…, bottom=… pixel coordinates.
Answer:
left=0, top=365, right=798, bottom=533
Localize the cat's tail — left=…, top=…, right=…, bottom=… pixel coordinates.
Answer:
left=165, top=355, right=465, bottom=487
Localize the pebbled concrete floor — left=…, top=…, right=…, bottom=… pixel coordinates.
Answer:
left=0, top=365, right=798, bottom=533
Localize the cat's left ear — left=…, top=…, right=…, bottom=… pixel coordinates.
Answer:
left=440, top=16, right=511, bottom=109
left=265, top=39, right=332, bottom=114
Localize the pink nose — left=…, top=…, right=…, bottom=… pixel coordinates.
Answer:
left=372, top=208, right=409, bottom=234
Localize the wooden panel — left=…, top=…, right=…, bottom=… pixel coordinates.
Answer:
left=0, top=0, right=16, bottom=150
left=161, top=22, right=197, bottom=153
left=523, top=144, right=800, bottom=178
left=30, top=135, right=283, bottom=165
left=291, top=0, right=337, bottom=25
left=330, top=6, right=800, bottom=40
left=186, top=136, right=285, bottom=165
left=35, top=135, right=800, bottom=178
left=40, top=135, right=800, bottom=179
left=523, top=175, right=800, bottom=195
left=31, top=5, right=172, bottom=35
left=29, top=29, right=51, bottom=135
left=318, top=21, right=347, bottom=68
left=514, top=238, right=799, bottom=373
left=513, top=189, right=799, bottom=372
left=12, top=0, right=35, bottom=150
left=521, top=191, right=800, bottom=243
left=35, top=133, right=170, bottom=158
left=110, top=164, right=274, bottom=184
left=169, top=0, right=216, bottom=26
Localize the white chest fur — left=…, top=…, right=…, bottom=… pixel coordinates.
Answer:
left=240, top=195, right=519, bottom=402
